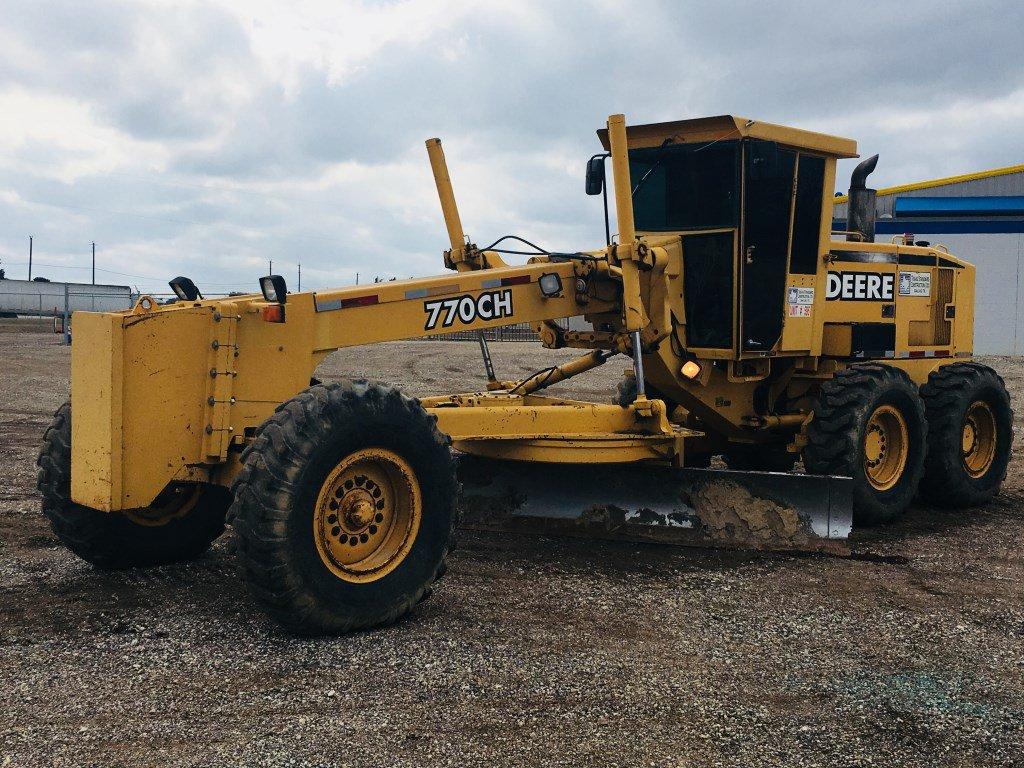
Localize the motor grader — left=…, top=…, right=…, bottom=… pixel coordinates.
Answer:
left=38, top=113, right=1013, bottom=634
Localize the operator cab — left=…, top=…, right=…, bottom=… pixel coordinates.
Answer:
left=593, top=116, right=857, bottom=356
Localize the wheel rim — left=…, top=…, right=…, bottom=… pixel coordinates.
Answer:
left=313, top=448, right=421, bottom=584
left=125, top=483, right=201, bottom=526
left=962, top=400, right=997, bottom=478
left=863, top=404, right=909, bottom=491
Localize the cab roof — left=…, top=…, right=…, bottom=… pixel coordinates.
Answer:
left=596, top=115, right=858, bottom=159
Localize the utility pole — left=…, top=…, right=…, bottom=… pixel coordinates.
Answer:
left=297, top=263, right=301, bottom=292
left=28, top=236, right=33, bottom=280
left=356, top=272, right=359, bottom=285
left=91, top=242, right=96, bottom=284
left=269, top=260, right=273, bottom=275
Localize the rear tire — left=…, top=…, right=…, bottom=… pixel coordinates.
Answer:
left=229, top=381, right=457, bottom=635
left=37, top=401, right=229, bottom=569
left=804, top=364, right=927, bottom=525
left=919, top=363, right=1013, bottom=508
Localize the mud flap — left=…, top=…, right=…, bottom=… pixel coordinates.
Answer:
left=456, top=457, right=853, bottom=553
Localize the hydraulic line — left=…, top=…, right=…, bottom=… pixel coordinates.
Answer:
left=509, top=350, right=616, bottom=396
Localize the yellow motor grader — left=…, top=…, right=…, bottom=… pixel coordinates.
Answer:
left=38, top=114, right=1012, bottom=634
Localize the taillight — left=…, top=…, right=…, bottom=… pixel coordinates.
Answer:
left=261, top=304, right=285, bottom=323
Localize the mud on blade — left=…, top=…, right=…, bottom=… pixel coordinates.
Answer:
left=457, top=457, right=853, bottom=552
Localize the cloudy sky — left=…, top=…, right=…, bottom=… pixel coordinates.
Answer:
left=0, top=0, right=1021, bottom=294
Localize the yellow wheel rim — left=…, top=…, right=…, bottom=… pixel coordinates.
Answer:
left=125, top=483, right=201, bottom=526
left=863, top=404, right=909, bottom=491
left=962, top=400, right=997, bottom=478
left=313, top=448, right=421, bottom=584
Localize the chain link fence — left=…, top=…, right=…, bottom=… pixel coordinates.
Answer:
left=425, top=319, right=571, bottom=342
left=0, top=287, right=135, bottom=343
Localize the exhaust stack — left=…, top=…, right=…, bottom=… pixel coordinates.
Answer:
left=847, top=154, right=879, bottom=243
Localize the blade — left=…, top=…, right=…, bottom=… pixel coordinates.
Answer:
left=456, top=456, right=853, bottom=553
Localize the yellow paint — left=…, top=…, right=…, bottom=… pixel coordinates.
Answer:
left=425, top=137, right=468, bottom=263
left=596, top=115, right=858, bottom=158
left=71, top=312, right=122, bottom=511
left=68, top=112, right=979, bottom=514
left=313, top=447, right=421, bottom=584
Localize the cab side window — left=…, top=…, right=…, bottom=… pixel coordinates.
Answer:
left=790, top=155, right=825, bottom=275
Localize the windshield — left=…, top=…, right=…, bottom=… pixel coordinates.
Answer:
left=629, top=140, right=740, bottom=231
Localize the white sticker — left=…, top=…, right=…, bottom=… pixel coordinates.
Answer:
left=898, top=271, right=931, bottom=297
left=788, top=304, right=811, bottom=317
left=787, top=286, right=815, bottom=306
left=423, top=289, right=513, bottom=330
left=826, top=272, right=894, bottom=301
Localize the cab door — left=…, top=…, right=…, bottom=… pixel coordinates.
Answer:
left=741, top=141, right=797, bottom=352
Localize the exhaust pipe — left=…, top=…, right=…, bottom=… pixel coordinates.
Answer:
left=847, top=154, right=879, bottom=243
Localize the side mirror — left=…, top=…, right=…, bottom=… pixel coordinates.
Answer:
left=585, top=156, right=605, bottom=196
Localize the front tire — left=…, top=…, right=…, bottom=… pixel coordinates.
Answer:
left=37, top=401, right=230, bottom=569
left=229, top=381, right=457, bottom=635
left=804, top=364, right=927, bottom=525
left=919, top=363, right=1013, bottom=508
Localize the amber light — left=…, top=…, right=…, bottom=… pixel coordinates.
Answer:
left=261, top=305, right=285, bottom=323
left=681, top=360, right=701, bottom=379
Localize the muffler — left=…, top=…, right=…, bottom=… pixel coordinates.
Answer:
left=847, top=154, right=879, bottom=243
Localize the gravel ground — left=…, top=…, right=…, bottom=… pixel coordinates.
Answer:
left=1, top=330, right=1022, bottom=767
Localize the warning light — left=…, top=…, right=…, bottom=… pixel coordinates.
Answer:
left=681, top=360, right=702, bottom=379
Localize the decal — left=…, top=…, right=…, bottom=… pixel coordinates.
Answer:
left=788, top=304, right=811, bottom=317
left=898, top=271, right=931, bottom=297
left=786, top=286, right=815, bottom=306
left=424, top=289, right=513, bottom=330
left=826, top=271, right=894, bottom=302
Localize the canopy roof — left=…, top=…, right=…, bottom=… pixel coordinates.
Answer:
left=597, top=115, right=858, bottom=158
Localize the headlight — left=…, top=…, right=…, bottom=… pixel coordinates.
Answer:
left=538, top=272, right=562, bottom=298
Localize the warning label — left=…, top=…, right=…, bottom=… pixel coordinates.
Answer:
left=786, top=286, right=815, bottom=306
left=898, top=271, right=931, bottom=297
left=788, top=304, right=811, bottom=317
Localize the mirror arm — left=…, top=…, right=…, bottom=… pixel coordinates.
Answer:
left=602, top=163, right=611, bottom=246
left=586, top=153, right=612, bottom=246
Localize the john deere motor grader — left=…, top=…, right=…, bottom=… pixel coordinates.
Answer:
left=38, top=114, right=1012, bottom=634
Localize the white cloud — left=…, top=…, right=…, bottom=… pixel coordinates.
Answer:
left=0, top=1, right=1022, bottom=293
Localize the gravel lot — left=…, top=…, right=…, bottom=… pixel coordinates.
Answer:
left=1, top=326, right=1022, bottom=767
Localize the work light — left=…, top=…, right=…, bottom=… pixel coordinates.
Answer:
left=260, top=275, right=288, bottom=304
left=538, top=272, right=562, bottom=297
left=168, top=276, right=202, bottom=302
left=681, top=360, right=702, bottom=379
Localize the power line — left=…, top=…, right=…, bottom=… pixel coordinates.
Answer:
left=2, top=259, right=257, bottom=287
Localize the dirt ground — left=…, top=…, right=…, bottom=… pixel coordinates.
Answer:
left=1, top=326, right=1022, bottom=767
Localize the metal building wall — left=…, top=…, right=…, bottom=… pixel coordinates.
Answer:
left=833, top=170, right=1024, bottom=219
left=0, top=279, right=134, bottom=316
left=925, top=233, right=1024, bottom=355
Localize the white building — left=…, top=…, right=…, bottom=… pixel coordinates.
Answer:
left=0, top=278, right=133, bottom=317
